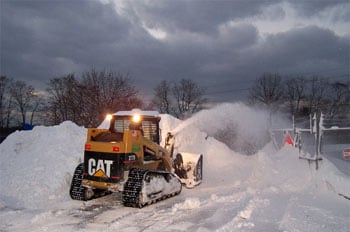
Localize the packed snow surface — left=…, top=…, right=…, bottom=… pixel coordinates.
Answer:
left=0, top=103, right=349, bottom=231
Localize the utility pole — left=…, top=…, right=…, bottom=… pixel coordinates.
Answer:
left=315, top=110, right=323, bottom=170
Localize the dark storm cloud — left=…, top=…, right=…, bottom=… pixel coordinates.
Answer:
left=1, top=0, right=132, bottom=86
left=1, top=0, right=349, bottom=102
left=289, top=0, right=350, bottom=20
left=123, top=0, right=280, bottom=34
left=238, top=26, right=349, bottom=78
left=261, top=26, right=348, bottom=66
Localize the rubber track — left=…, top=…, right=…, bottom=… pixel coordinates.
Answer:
left=122, top=169, right=147, bottom=207
left=122, top=169, right=181, bottom=208
left=69, top=163, right=88, bottom=201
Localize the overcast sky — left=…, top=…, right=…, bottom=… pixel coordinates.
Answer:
left=1, top=0, right=349, bottom=102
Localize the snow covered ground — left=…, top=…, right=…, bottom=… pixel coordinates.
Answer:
left=0, top=103, right=349, bottom=231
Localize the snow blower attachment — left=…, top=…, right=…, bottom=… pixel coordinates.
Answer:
left=173, top=152, right=203, bottom=188
left=165, top=132, right=203, bottom=188
left=69, top=109, right=202, bottom=207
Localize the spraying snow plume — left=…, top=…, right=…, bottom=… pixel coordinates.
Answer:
left=172, top=103, right=276, bottom=154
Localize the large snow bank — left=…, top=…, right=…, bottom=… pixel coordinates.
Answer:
left=247, top=144, right=350, bottom=196
left=0, top=103, right=348, bottom=213
left=0, top=121, right=86, bottom=209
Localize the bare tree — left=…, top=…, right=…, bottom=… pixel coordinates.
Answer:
left=172, top=78, right=206, bottom=119
left=284, top=76, right=306, bottom=116
left=0, top=77, right=6, bottom=124
left=153, top=79, right=206, bottom=119
left=80, top=69, right=143, bottom=126
left=327, top=81, right=350, bottom=118
left=153, top=80, right=173, bottom=114
left=10, top=80, right=40, bottom=125
left=47, top=74, right=81, bottom=124
left=28, top=88, right=40, bottom=125
left=0, top=76, right=13, bottom=127
left=305, top=77, right=329, bottom=115
left=47, top=70, right=143, bottom=127
left=249, top=73, right=284, bottom=108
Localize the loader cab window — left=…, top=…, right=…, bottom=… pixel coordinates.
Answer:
left=141, top=120, right=159, bottom=143
left=113, top=119, right=130, bottom=133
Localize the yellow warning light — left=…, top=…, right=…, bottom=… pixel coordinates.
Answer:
left=106, top=114, right=113, bottom=121
left=132, top=114, right=141, bottom=123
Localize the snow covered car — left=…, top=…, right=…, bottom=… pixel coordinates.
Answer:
left=343, top=148, right=350, bottom=160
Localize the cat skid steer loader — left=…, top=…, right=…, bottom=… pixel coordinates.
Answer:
left=70, top=109, right=202, bottom=208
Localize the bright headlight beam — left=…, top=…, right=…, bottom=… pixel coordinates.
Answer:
left=106, top=114, right=113, bottom=121
left=132, top=114, right=141, bottom=123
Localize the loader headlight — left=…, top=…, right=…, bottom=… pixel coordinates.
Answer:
left=132, top=114, right=141, bottom=123
left=106, top=114, right=113, bottom=121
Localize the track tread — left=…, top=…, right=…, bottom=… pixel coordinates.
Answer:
left=122, top=169, right=181, bottom=208
left=69, top=163, right=88, bottom=201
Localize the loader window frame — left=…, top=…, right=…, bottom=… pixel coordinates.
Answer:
left=141, top=120, right=159, bottom=144
left=110, top=115, right=161, bottom=144
left=111, top=117, right=131, bottom=133
left=143, top=116, right=161, bottom=144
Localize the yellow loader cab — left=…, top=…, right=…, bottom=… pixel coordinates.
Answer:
left=70, top=109, right=202, bottom=208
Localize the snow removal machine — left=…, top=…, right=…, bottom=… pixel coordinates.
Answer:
left=70, top=109, right=203, bottom=208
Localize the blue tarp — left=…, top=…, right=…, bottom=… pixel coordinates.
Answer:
left=21, top=123, right=34, bottom=130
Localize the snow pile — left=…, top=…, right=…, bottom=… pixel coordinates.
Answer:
left=0, top=121, right=86, bottom=209
left=0, top=103, right=349, bottom=232
left=248, top=144, right=350, bottom=196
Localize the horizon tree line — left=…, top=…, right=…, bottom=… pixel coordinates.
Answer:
left=0, top=69, right=207, bottom=128
left=248, top=73, right=350, bottom=123
left=0, top=71, right=349, bottom=128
